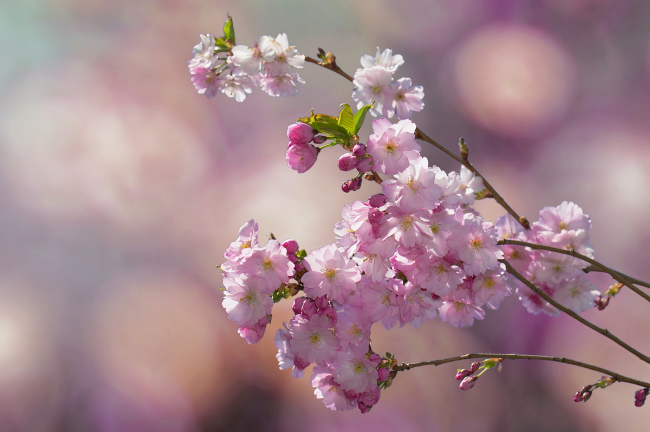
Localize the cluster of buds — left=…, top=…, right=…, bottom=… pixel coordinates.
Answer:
left=595, top=282, right=622, bottom=311
left=573, top=376, right=616, bottom=402
left=456, top=358, right=503, bottom=391
left=634, top=388, right=649, bottom=407
left=339, top=143, right=377, bottom=193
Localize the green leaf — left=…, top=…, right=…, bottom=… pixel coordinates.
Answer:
left=353, top=103, right=373, bottom=135
left=295, top=249, right=307, bottom=260
left=223, top=14, right=235, bottom=44
left=298, top=112, right=351, bottom=141
left=338, top=104, right=354, bottom=134
left=272, top=285, right=290, bottom=303
left=214, top=37, right=231, bottom=53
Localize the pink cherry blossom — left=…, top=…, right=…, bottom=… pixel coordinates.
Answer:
left=366, top=118, right=421, bottom=175
left=302, top=244, right=361, bottom=303
left=286, top=142, right=318, bottom=173
left=389, top=77, right=424, bottom=120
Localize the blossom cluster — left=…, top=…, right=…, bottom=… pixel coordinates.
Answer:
left=352, top=48, right=425, bottom=120
left=496, top=202, right=600, bottom=315
left=188, top=32, right=305, bottom=101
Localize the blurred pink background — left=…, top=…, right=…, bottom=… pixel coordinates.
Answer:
left=1, top=0, right=650, bottom=430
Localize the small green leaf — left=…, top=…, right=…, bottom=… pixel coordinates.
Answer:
left=223, top=14, right=235, bottom=44
left=338, top=104, right=354, bottom=134
left=298, top=112, right=351, bottom=141
left=214, top=37, right=231, bottom=53
left=353, top=103, right=373, bottom=135
left=295, top=249, right=307, bottom=260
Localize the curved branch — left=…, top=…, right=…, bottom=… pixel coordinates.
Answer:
left=501, top=259, right=650, bottom=364
left=392, top=353, right=650, bottom=388
left=305, top=53, right=531, bottom=230
left=499, top=239, right=650, bottom=302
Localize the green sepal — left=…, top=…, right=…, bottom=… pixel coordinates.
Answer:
left=295, top=249, right=307, bottom=260
left=298, top=111, right=351, bottom=142
left=483, top=358, right=499, bottom=369
left=353, top=103, right=373, bottom=135
left=272, top=285, right=292, bottom=303
left=385, top=352, right=394, bottom=359
left=338, top=104, right=354, bottom=134
left=223, top=14, right=235, bottom=44
left=214, top=37, right=232, bottom=53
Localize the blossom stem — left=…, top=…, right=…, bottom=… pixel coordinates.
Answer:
left=498, top=239, right=650, bottom=302
left=305, top=53, right=531, bottom=231
left=393, top=353, right=650, bottom=388
left=501, top=259, right=650, bottom=365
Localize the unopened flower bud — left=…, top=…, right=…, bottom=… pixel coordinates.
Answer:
left=455, top=369, right=471, bottom=380
left=377, top=367, right=390, bottom=381
left=282, top=239, right=299, bottom=254
left=352, top=143, right=367, bottom=158
left=581, top=391, right=592, bottom=402
left=635, top=388, right=649, bottom=401
left=356, top=156, right=374, bottom=173
left=368, top=193, right=387, bottom=208
left=313, top=134, right=327, bottom=144
left=470, top=362, right=481, bottom=373
left=574, top=392, right=584, bottom=402
left=460, top=376, right=477, bottom=391
left=348, top=176, right=362, bottom=191
left=338, top=153, right=358, bottom=171
left=292, top=297, right=307, bottom=315
left=635, top=399, right=645, bottom=407
left=384, top=378, right=393, bottom=388
left=286, top=143, right=318, bottom=173
left=287, top=123, right=315, bottom=144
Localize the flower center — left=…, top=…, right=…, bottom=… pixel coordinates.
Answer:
left=454, top=301, right=466, bottom=312
left=484, top=277, right=495, bottom=290
left=381, top=293, right=391, bottom=305
left=322, top=267, right=337, bottom=281
left=470, top=239, right=483, bottom=251
left=261, top=257, right=274, bottom=273
left=430, top=223, right=441, bottom=235
left=384, top=140, right=399, bottom=155
left=406, top=178, right=419, bottom=193
left=348, top=325, right=364, bottom=338
left=559, top=221, right=567, bottom=231
left=241, top=291, right=257, bottom=306
left=436, top=264, right=445, bottom=275
left=400, top=215, right=414, bottom=232
left=309, top=332, right=322, bottom=346
left=352, top=361, right=367, bottom=375
left=241, top=240, right=251, bottom=249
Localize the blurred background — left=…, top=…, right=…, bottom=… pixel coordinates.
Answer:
left=1, top=0, right=650, bottom=430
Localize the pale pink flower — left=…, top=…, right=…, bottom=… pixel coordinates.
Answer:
left=302, top=244, right=361, bottom=303
left=260, top=33, right=305, bottom=76
left=239, top=240, right=294, bottom=292
left=311, top=366, right=357, bottom=411
left=382, top=207, right=432, bottom=248
left=438, top=295, right=485, bottom=328
left=456, top=165, right=485, bottom=205
left=352, top=66, right=395, bottom=117
left=223, top=219, right=259, bottom=263
left=230, top=37, right=275, bottom=75
left=448, top=214, right=503, bottom=276
left=395, top=282, right=440, bottom=328
left=289, top=314, right=340, bottom=365
left=360, top=47, right=404, bottom=71
left=554, top=276, right=600, bottom=314
left=237, top=314, right=271, bottom=344
left=357, top=277, right=400, bottom=329
left=332, top=348, right=379, bottom=393
left=222, top=275, right=273, bottom=327
left=259, top=71, right=305, bottom=96
left=286, top=142, right=318, bottom=173
left=366, top=118, right=421, bottom=175
left=389, top=77, right=424, bottom=120
left=189, top=34, right=218, bottom=68
left=471, top=266, right=511, bottom=310
left=189, top=65, right=224, bottom=99
left=382, top=156, right=442, bottom=211
left=221, top=73, right=255, bottom=102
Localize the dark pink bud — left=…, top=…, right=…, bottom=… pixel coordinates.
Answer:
left=581, top=391, right=592, bottom=402
left=294, top=261, right=305, bottom=273
left=282, top=239, right=299, bottom=254
left=635, top=399, right=645, bottom=407
left=341, top=180, right=351, bottom=193
left=348, top=176, right=362, bottom=191
left=287, top=253, right=299, bottom=263
left=574, top=392, right=584, bottom=402
left=352, top=143, right=367, bottom=158
left=455, top=369, right=471, bottom=380
left=292, top=297, right=307, bottom=315
left=301, top=299, right=317, bottom=319
left=459, top=376, right=477, bottom=391
left=635, top=388, right=649, bottom=401
left=356, top=156, right=374, bottom=173
left=287, top=123, right=315, bottom=144
left=321, top=305, right=338, bottom=327
left=314, top=296, right=329, bottom=310
left=377, top=367, right=390, bottom=381
left=338, top=153, right=358, bottom=171
left=470, top=362, right=480, bottom=373
left=313, top=134, right=327, bottom=144
left=368, top=193, right=387, bottom=208
left=368, top=353, right=382, bottom=367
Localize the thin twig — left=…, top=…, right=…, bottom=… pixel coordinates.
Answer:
left=305, top=53, right=530, bottom=230
left=499, top=239, right=650, bottom=301
left=392, top=353, right=650, bottom=388
left=501, top=259, right=650, bottom=365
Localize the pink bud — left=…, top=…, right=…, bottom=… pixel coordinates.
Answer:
left=292, top=297, right=307, bottom=315
left=313, top=296, right=329, bottom=310
left=356, top=156, right=374, bottom=173
left=294, top=261, right=305, bottom=273
left=338, top=153, right=358, bottom=171
left=459, top=376, right=477, bottom=390
left=282, top=239, right=299, bottom=254
left=455, top=369, right=471, bottom=380
left=635, top=388, right=648, bottom=401
left=321, top=305, right=338, bottom=327
left=313, top=134, right=327, bottom=144
left=377, top=367, right=390, bottom=381
left=341, top=181, right=350, bottom=193
left=368, top=353, right=382, bottom=367
left=294, top=356, right=310, bottom=370
left=581, top=391, right=592, bottom=402
left=286, top=143, right=318, bottom=173
left=352, top=143, right=367, bottom=158
left=287, top=123, right=315, bottom=144
left=287, top=253, right=299, bottom=263
left=470, top=362, right=480, bottom=373
left=635, top=399, right=645, bottom=407
left=301, top=299, right=317, bottom=319
left=368, top=193, right=387, bottom=208
left=573, top=392, right=583, bottom=402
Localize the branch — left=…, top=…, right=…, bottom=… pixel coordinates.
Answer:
left=499, top=239, right=650, bottom=302
left=392, top=353, right=650, bottom=388
left=501, top=259, right=650, bottom=365
left=305, top=52, right=531, bottom=230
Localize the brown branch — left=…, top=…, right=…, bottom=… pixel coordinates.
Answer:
left=499, top=239, right=650, bottom=302
left=392, top=353, right=650, bottom=388
left=305, top=51, right=531, bottom=230
left=501, top=259, right=650, bottom=365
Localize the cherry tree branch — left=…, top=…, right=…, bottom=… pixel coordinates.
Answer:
left=305, top=53, right=530, bottom=230
left=498, top=239, right=650, bottom=302
left=501, top=259, right=650, bottom=365
left=392, top=353, right=650, bottom=388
